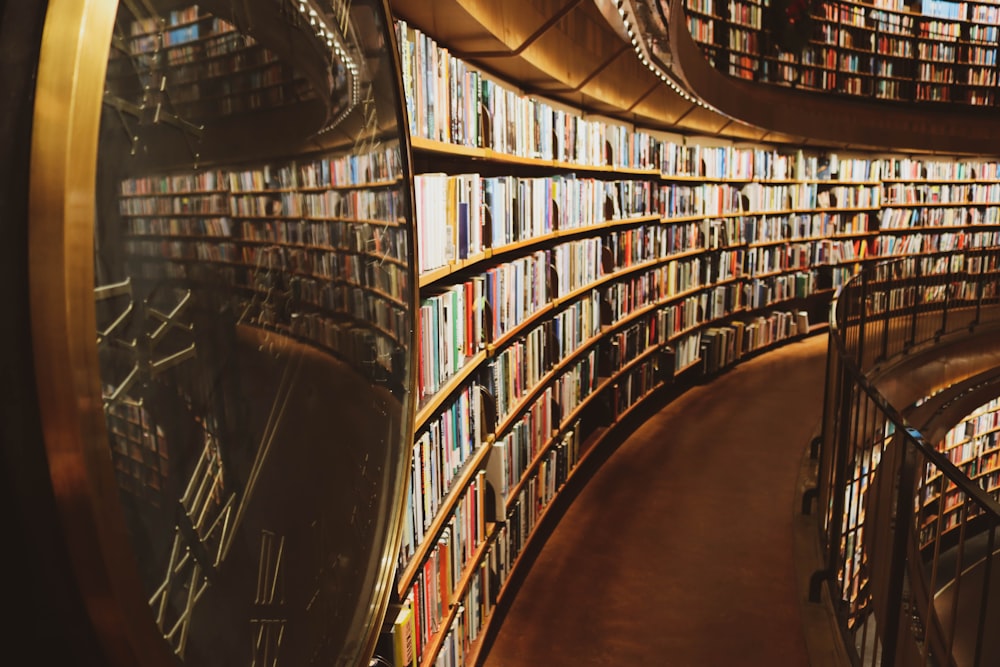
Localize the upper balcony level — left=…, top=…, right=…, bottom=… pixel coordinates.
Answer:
left=606, top=0, right=1000, bottom=153
left=682, top=0, right=1000, bottom=108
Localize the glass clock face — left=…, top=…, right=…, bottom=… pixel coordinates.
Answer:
left=34, top=0, right=414, bottom=665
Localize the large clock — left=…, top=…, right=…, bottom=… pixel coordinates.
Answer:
left=26, top=1, right=416, bottom=666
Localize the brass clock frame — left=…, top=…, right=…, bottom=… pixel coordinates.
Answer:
left=27, top=1, right=418, bottom=665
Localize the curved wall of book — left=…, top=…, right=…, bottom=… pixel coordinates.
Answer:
left=24, top=1, right=417, bottom=667
left=650, top=0, right=1000, bottom=153
left=683, top=0, right=1000, bottom=107
left=819, top=250, right=1000, bottom=666
left=392, top=16, right=1000, bottom=667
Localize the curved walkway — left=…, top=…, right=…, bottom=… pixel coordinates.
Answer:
left=481, top=334, right=830, bottom=667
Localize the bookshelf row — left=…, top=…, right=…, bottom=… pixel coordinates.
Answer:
left=117, top=143, right=411, bottom=384
left=105, top=394, right=169, bottom=509
left=109, top=5, right=338, bottom=121
left=395, top=300, right=810, bottom=667
left=685, top=0, right=1000, bottom=105
left=386, top=15, right=1000, bottom=667
left=919, top=397, right=1000, bottom=546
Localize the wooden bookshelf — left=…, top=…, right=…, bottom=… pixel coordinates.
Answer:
left=919, top=397, right=1000, bottom=547
left=395, top=15, right=1000, bottom=663
left=685, top=0, right=1000, bottom=108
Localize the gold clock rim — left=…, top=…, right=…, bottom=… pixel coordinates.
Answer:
left=28, top=1, right=186, bottom=665
left=29, top=2, right=420, bottom=666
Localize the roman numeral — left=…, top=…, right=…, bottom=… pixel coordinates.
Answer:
left=250, top=620, right=285, bottom=667
left=251, top=530, right=286, bottom=667
left=180, top=433, right=235, bottom=566
left=255, top=530, right=285, bottom=606
left=149, top=531, right=210, bottom=658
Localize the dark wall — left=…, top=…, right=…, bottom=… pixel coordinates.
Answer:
left=0, top=2, right=108, bottom=664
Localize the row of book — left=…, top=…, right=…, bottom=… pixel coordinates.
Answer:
left=692, top=0, right=1000, bottom=103
left=918, top=397, right=1000, bottom=547
left=868, top=248, right=998, bottom=281
left=397, top=21, right=831, bottom=181
left=414, top=176, right=887, bottom=278
left=878, top=205, right=1000, bottom=229
left=414, top=220, right=1000, bottom=403
left=126, top=245, right=408, bottom=375
left=119, top=145, right=402, bottom=201
left=420, top=179, right=984, bottom=278
left=884, top=181, right=1000, bottom=204
left=873, top=229, right=1000, bottom=254
left=285, top=310, right=400, bottom=377
left=229, top=147, right=404, bottom=191
left=943, top=430, right=998, bottom=467
left=120, top=193, right=227, bottom=216
left=401, top=422, right=584, bottom=667
left=104, top=394, right=169, bottom=507
left=746, top=271, right=816, bottom=308
left=690, top=309, right=810, bottom=375
left=416, top=223, right=709, bottom=400
left=126, top=234, right=409, bottom=303
left=942, top=397, right=1000, bottom=447
left=119, top=146, right=403, bottom=201
left=743, top=212, right=872, bottom=243
left=865, top=272, right=987, bottom=313
left=411, top=173, right=1000, bottom=281
left=414, top=174, right=657, bottom=273
left=228, top=188, right=401, bottom=223
left=237, top=220, right=409, bottom=264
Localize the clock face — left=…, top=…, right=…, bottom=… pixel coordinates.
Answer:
left=30, top=1, right=415, bottom=666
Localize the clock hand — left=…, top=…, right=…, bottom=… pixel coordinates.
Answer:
left=218, top=332, right=305, bottom=563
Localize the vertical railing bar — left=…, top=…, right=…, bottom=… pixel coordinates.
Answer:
left=881, top=431, right=917, bottom=667
left=843, top=384, right=867, bottom=611
left=971, top=518, right=995, bottom=667
left=922, top=495, right=947, bottom=665
left=909, top=258, right=920, bottom=348
left=974, top=248, right=984, bottom=327
left=939, top=261, right=951, bottom=337
left=945, top=495, right=969, bottom=661
left=858, top=270, right=869, bottom=369
left=827, top=357, right=857, bottom=609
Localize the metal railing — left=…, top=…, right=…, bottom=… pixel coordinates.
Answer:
left=818, top=247, right=1000, bottom=666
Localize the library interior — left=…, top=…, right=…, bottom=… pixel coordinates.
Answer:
left=5, top=0, right=1000, bottom=665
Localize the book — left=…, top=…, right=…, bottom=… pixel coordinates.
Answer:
left=392, top=600, right=417, bottom=667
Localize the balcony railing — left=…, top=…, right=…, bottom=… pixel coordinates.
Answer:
left=818, top=246, right=1000, bottom=665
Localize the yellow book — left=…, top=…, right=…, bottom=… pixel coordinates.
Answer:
left=392, top=602, right=417, bottom=667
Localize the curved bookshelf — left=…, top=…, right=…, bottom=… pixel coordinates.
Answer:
left=919, top=396, right=1000, bottom=546
left=392, top=13, right=1000, bottom=667
left=684, top=0, right=1000, bottom=108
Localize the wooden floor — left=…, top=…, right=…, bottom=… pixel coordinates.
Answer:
left=480, top=334, right=830, bottom=667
